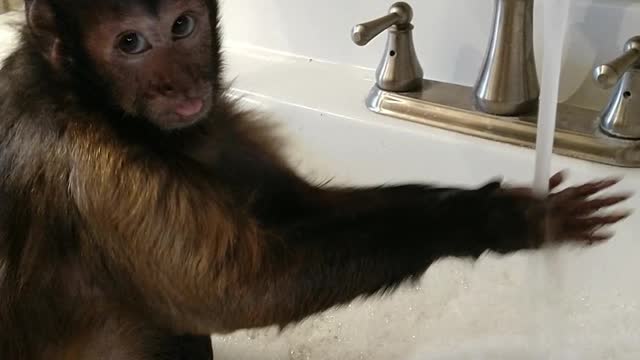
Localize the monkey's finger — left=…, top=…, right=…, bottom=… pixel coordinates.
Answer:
left=575, top=179, right=622, bottom=198
left=487, top=176, right=504, bottom=185
left=479, top=180, right=503, bottom=192
left=573, top=231, right=614, bottom=244
left=551, top=229, right=610, bottom=245
left=567, top=212, right=632, bottom=230
left=555, top=178, right=621, bottom=201
left=548, top=171, right=566, bottom=191
left=570, top=195, right=633, bottom=215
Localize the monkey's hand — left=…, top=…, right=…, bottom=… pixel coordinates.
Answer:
left=502, top=172, right=632, bottom=248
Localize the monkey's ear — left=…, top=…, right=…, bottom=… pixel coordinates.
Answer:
left=25, top=0, right=63, bottom=66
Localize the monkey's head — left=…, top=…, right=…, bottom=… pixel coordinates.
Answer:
left=25, top=0, right=221, bottom=130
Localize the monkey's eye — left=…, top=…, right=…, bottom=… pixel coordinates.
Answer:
left=117, top=32, right=150, bottom=55
left=172, top=15, right=196, bottom=39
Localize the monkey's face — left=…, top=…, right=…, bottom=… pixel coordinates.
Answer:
left=82, top=0, right=218, bottom=130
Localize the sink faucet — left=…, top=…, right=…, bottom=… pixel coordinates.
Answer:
left=353, top=1, right=538, bottom=116
left=474, top=0, right=539, bottom=116
left=349, top=2, right=640, bottom=167
left=593, top=36, right=640, bottom=140
left=351, top=2, right=423, bottom=92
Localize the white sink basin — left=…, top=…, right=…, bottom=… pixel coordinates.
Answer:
left=214, top=46, right=640, bottom=359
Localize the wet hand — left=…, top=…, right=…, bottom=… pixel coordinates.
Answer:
left=505, top=172, right=633, bottom=246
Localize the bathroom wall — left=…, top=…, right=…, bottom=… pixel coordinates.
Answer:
left=220, top=0, right=640, bottom=111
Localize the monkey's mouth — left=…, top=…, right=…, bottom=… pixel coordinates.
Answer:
left=146, top=91, right=213, bottom=130
left=167, top=95, right=212, bottom=128
left=175, top=98, right=204, bottom=118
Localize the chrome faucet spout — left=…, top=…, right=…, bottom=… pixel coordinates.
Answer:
left=474, top=0, right=539, bottom=116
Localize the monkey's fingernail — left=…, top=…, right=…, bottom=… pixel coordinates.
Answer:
left=615, top=209, right=634, bottom=217
left=594, top=231, right=615, bottom=240
left=592, top=223, right=613, bottom=233
left=603, top=210, right=634, bottom=222
left=582, top=230, right=614, bottom=244
left=600, top=194, right=634, bottom=206
left=619, top=192, right=635, bottom=200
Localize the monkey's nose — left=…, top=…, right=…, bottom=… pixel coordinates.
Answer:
left=158, top=84, right=175, bottom=96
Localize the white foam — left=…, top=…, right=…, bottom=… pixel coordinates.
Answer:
left=211, top=255, right=640, bottom=359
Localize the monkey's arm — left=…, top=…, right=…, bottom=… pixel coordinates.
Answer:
left=221, top=177, right=623, bottom=331
left=239, top=182, right=537, bottom=324
left=69, top=130, right=624, bottom=334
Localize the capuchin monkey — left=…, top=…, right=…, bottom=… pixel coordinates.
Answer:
left=0, top=0, right=631, bottom=359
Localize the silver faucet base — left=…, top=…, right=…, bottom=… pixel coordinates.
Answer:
left=366, top=80, right=640, bottom=168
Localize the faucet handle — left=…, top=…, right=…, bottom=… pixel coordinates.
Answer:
left=351, top=2, right=413, bottom=46
left=594, top=36, right=640, bottom=89
left=350, top=2, right=423, bottom=92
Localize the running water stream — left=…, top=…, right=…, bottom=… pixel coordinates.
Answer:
left=530, top=0, right=572, bottom=357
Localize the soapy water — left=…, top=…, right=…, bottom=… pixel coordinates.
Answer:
left=211, top=255, right=640, bottom=359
